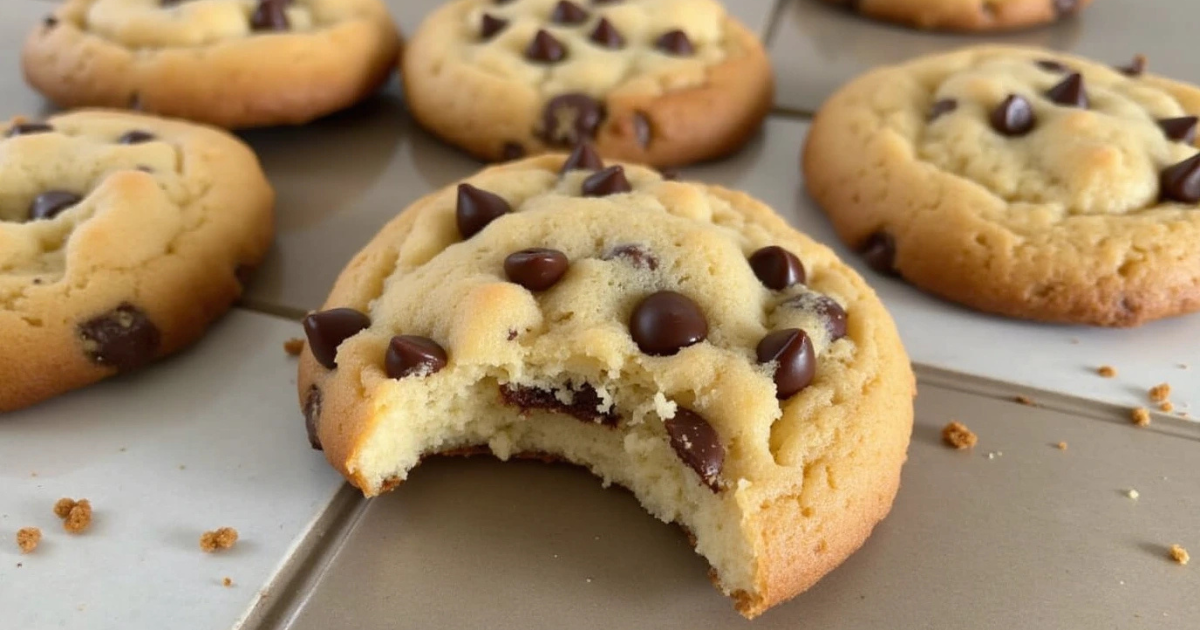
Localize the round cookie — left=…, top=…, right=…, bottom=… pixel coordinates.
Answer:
left=820, top=0, right=1093, bottom=32
left=22, top=0, right=402, bottom=129
left=0, top=110, right=274, bottom=412
left=401, top=0, right=774, bottom=167
left=296, top=147, right=914, bottom=618
left=804, top=46, right=1200, bottom=327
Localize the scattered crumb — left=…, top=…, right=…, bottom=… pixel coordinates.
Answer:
left=986, top=451, right=1003, bottom=460
left=16, top=528, right=41, bottom=554
left=283, top=338, right=305, bottom=356
left=223, top=577, right=234, bottom=587
left=54, top=498, right=93, bottom=534
left=586, top=578, right=593, bottom=584
left=942, top=421, right=977, bottom=449
left=1131, top=407, right=1151, bottom=427
left=1014, top=395, right=1035, bottom=406
left=1097, top=365, right=1117, bottom=378
left=200, top=527, right=239, bottom=553
left=1169, top=544, right=1189, bottom=566
left=1179, top=363, right=1189, bottom=370
left=30, top=472, right=37, bottom=478
left=1160, top=401, right=1174, bottom=413
left=179, top=465, right=186, bottom=470
left=1126, top=489, right=1139, bottom=500
left=53, top=498, right=75, bottom=519
left=1148, top=383, right=1171, bottom=403
left=1056, top=442, right=1068, bottom=451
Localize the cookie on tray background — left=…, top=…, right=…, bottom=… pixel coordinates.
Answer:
left=22, top=0, right=402, bottom=129
left=401, top=0, right=774, bottom=167
left=295, top=147, right=914, bottom=618
left=0, top=110, right=274, bottom=412
left=819, top=0, right=1093, bottom=32
left=804, top=45, right=1200, bottom=327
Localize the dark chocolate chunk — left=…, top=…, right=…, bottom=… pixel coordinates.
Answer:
left=1053, top=0, right=1078, bottom=16
left=928, top=98, right=957, bottom=122
left=632, top=112, right=651, bottom=148
left=749, top=246, right=806, bottom=290
left=581, top=165, right=632, bottom=196
left=542, top=94, right=605, bottom=146
left=302, top=308, right=371, bottom=369
left=480, top=13, right=509, bottom=39
left=1160, top=153, right=1200, bottom=203
left=1157, top=117, right=1198, bottom=144
left=456, top=183, right=511, bottom=238
left=304, top=385, right=323, bottom=450
left=590, top=18, right=624, bottom=48
left=385, top=336, right=448, bottom=379
left=860, top=232, right=898, bottom=276
left=664, top=408, right=724, bottom=492
left=560, top=141, right=604, bottom=173
left=28, top=190, right=81, bottom=221
left=1116, top=54, right=1147, bottom=77
left=550, top=1, right=589, bottom=24
left=630, top=291, right=707, bottom=356
left=78, top=304, right=161, bottom=371
left=501, top=142, right=526, bottom=160
left=504, top=248, right=570, bottom=291
left=1036, top=59, right=1070, bottom=73
left=5, top=122, right=53, bottom=138
left=250, top=0, right=289, bottom=31
left=604, top=244, right=658, bottom=270
left=117, top=130, right=156, bottom=145
left=756, top=329, right=816, bottom=400
left=1045, top=73, right=1088, bottom=108
left=500, top=382, right=619, bottom=427
left=655, top=30, right=694, bottom=56
left=990, top=95, right=1035, bottom=136
left=526, top=29, right=567, bottom=63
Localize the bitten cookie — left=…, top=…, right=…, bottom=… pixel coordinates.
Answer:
left=297, top=146, right=914, bottom=618
left=819, top=0, right=1093, bottom=32
left=22, top=0, right=402, bottom=129
left=804, top=46, right=1200, bottom=327
left=401, top=0, right=773, bottom=167
left=0, top=110, right=273, bottom=412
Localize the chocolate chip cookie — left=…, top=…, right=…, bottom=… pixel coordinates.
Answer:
left=804, top=46, right=1200, bottom=327
left=401, top=0, right=773, bottom=167
left=0, top=110, right=273, bottom=412
left=22, top=0, right=402, bottom=129
left=820, top=0, right=1093, bottom=32
left=296, top=147, right=914, bottom=617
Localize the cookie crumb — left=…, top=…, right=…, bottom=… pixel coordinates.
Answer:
left=223, top=577, right=234, bottom=587
left=1014, top=395, right=1035, bottom=406
left=1126, top=489, right=1139, bottom=500
left=283, top=338, right=305, bottom=356
left=1097, top=365, right=1117, bottom=378
left=53, top=498, right=76, bottom=519
left=1148, top=383, right=1171, bottom=403
left=1169, top=544, right=1189, bottom=565
left=16, top=528, right=41, bottom=553
left=200, top=527, right=239, bottom=552
left=1056, top=441, right=1068, bottom=451
left=1131, top=407, right=1151, bottom=427
left=54, top=498, right=92, bottom=533
left=941, top=421, right=977, bottom=449
left=1159, top=401, right=1174, bottom=413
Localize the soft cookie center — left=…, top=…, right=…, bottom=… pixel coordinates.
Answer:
left=83, top=0, right=322, bottom=48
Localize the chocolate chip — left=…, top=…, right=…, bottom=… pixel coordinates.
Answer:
left=581, top=166, right=632, bottom=197
left=456, top=183, right=511, bottom=239
left=304, top=385, right=323, bottom=450
left=660, top=168, right=680, bottom=181
left=632, top=112, right=651, bottom=148
left=302, top=308, right=371, bottom=369
left=630, top=291, right=707, bottom=356
left=551, top=1, right=589, bottom=23
left=78, top=304, right=161, bottom=371
left=655, top=30, right=694, bottom=56
left=1045, top=73, right=1088, bottom=108
left=117, top=130, right=156, bottom=145
left=480, top=13, right=509, bottom=39
left=785, top=293, right=849, bottom=342
left=1160, top=153, right=1200, bottom=203
left=1036, top=59, right=1070, bottom=73
left=542, top=94, right=605, bottom=146
left=749, top=246, right=806, bottom=291
left=604, top=244, right=658, bottom=270
left=500, top=382, right=619, bottom=427
left=526, top=29, right=566, bottom=63
left=250, top=0, right=289, bottom=31
left=28, top=190, right=81, bottom=221
left=560, top=141, right=604, bottom=173
left=1158, top=117, right=1198, bottom=144
left=664, top=408, right=723, bottom=492
left=990, top=95, right=1035, bottom=136
left=43, top=15, right=58, bottom=28
left=5, top=123, right=53, bottom=138
left=385, top=336, right=448, bottom=379
left=928, top=99, right=957, bottom=122
left=757, top=329, right=816, bottom=400
left=589, top=18, right=624, bottom=48
left=860, top=232, right=898, bottom=276
left=504, top=248, right=570, bottom=291
left=1053, top=0, right=1078, bottom=16
left=1117, top=54, right=1147, bottom=77
left=501, top=142, right=526, bottom=160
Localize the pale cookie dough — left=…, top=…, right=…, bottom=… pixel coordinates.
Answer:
left=297, top=149, right=914, bottom=618
left=819, top=0, right=1093, bottom=32
left=804, top=46, right=1200, bottom=327
left=402, top=0, right=774, bottom=167
left=0, top=110, right=273, bottom=412
left=22, top=0, right=402, bottom=129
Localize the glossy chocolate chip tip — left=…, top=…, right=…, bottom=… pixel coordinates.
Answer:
left=79, top=303, right=161, bottom=371
left=5, top=122, right=54, bottom=138
left=456, top=183, right=512, bottom=238
left=250, top=0, right=289, bottom=31
left=385, top=336, right=448, bottom=379
left=505, top=248, right=570, bottom=291
left=1160, top=153, right=1200, bottom=204
left=526, top=29, right=567, bottom=63
left=29, top=190, right=82, bottom=221
left=480, top=13, right=509, bottom=39
left=551, top=1, right=589, bottom=24
left=561, top=141, right=604, bottom=173
left=655, top=30, right=694, bottom=56
left=664, top=408, right=724, bottom=492
left=1158, top=117, right=1198, bottom=144
left=581, top=165, right=632, bottom=197
left=1117, top=54, right=1147, bottom=77
left=749, top=246, right=806, bottom=290
left=990, top=95, right=1035, bottom=136
left=117, top=130, right=156, bottom=145
left=630, top=291, right=708, bottom=356
left=860, top=232, right=899, bottom=276
left=757, top=329, right=817, bottom=400
left=1045, top=73, right=1088, bottom=108
left=304, top=386, right=323, bottom=451
left=302, top=308, right=371, bottom=370
left=590, top=18, right=624, bottom=48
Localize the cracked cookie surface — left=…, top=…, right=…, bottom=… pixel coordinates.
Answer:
left=401, top=0, right=773, bottom=167
left=804, top=45, right=1200, bottom=326
left=0, top=109, right=273, bottom=412
left=819, top=0, right=1092, bottom=32
left=297, top=150, right=913, bottom=617
left=22, top=0, right=402, bottom=129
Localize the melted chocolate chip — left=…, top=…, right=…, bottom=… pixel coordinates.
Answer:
left=501, top=382, right=619, bottom=427
left=1160, top=153, right=1200, bottom=203
left=590, top=18, right=624, bottom=48
left=1053, top=0, right=1078, bottom=16
left=1117, top=54, right=1147, bottom=77
left=550, top=1, right=589, bottom=24
left=990, top=95, right=1035, bottom=136
left=385, top=336, right=448, bottom=379
left=78, top=304, right=161, bottom=371
left=1036, top=59, right=1070, bottom=73
left=5, top=123, right=53, bottom=138
left=655, top=30, right=694, bottom=56
left=928, top=99, right=957, bottom=122
left=560, top=141, right=604, bottom=173
left=28, top=190, right=81, bottom=221
left=480, top=13, right=509, bottom=39
left=505, top=248, right=570, bottom=291
left=604, top=244, right=658, bottom=270
left=581, top=165, right=632, bottom=197
left=1158, top=117, right=1198, bottom=144
left=749, top=246, right=806, bottom=291
left=1046, top=73, right=1088, bottom=108
left=456, top=183, right=511, bottom=238
left=756, top=329, right=816, bottom=400
left=784, top=293, right=849, bottom=342
left=501, top=142, right=526, bottom=160
left=632, top=112, right=651, bottom=148
left=302, top=308, right=371, bottom=369
left=664, top=408, right=723, bottom=492
left=860, top=232, right=898, bottom=276
left=542, top=94, right=605, bottom=146
left=117, top=130, right=156, bottom=145
left=630, top=291, right=707, bottom=356
left=250, top=0, right=289, bottom=31
left=526, top=29, right=567, bottom=63
left=304, top=385, right=323, bottom=450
